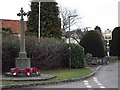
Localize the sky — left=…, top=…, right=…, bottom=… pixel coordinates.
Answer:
left=0, top=0, right=119, bottom=32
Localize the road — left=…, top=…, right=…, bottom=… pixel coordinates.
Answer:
left=24, top=62, right=119, bottom=89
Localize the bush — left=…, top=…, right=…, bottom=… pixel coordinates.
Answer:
left=70, top=43, right=85, bottom=68
left=25, top=36, right=69, bottom=70
left=2, top=34, right=69, bottom=72
left=2, top=27, right=13, bottom=34
left=2, top=33, right=19, bottom=73
left=2, top=34, right=85, bottom=72
left=109, top=56, right=118, bottom=63
left=80, top=30, right=105, bottom=57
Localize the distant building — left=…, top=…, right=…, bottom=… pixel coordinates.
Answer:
left=0, top=19, right=27, bottom=34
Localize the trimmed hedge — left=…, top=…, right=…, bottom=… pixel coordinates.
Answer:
left=110, top=27, right=120, bottom=57
left=70, top=43, right=85, bottom=68
left=80, top=30, right=105, bottom=57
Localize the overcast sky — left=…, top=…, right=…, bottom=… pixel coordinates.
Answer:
left=0, top=0, right=119, bottom=32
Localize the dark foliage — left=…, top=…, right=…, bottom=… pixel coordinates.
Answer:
left=3, top=34, right=85, bottom=72
left=80, top=30, right=105, bottom=57
left=27, top=2, right=62, bottom=39
left=110, top=27, right=120, bottom=56
left=2, top=33, right=68, bottom=72
left=70, top=43, right=85, bottom=68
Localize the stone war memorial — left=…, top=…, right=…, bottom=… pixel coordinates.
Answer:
left=2, top=7, right=55, bottom=81
left=5, top=8, right=40, bottom=77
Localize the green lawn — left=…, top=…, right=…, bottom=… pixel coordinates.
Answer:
left=43, top=68, right=93, bottom=80
left=2, top=68, right=93, bottom=86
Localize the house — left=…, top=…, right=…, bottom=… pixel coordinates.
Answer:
left=0, top=19, right=27, bottom=34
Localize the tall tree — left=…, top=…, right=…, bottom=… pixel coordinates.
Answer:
left=27, top=2, right=62, bottom=39
left=59, top=6, right=80, bottom=31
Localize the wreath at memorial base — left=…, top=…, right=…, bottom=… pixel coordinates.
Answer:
left=32, top=67, right=40, bottom=75
left=24, top=68, right=32, bottom=76
left=11, top=67, right=40, bottom=76
left=11, top=68, right=20, bottom=76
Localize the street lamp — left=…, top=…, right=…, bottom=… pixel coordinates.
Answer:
left=31, top=0, right=54, bottom=41
left=104, top=29, right=112, bottom=57
left=68, top=15, right=78, bottom=69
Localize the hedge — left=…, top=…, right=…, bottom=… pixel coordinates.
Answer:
left=110, top=27, right=120, bottom=57
left=80, top=30, right=105, bottom=57
left=70, top=43, right=85, bottom=68
left=2, top=33, right=20, bottom=72
left=2, top=33, right=85, bottom=73
left=2, top=33, right=69, bottom=72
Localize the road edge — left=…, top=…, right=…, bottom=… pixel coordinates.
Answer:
left=2, top=65, right=102, bottom=89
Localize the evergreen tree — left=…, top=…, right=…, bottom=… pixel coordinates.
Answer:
left=110, top=27, right=120, bottom=56
left=94, top=26, right=104, bottom=40
left=27, top=2, right=62, bottom=39
left=80, top=30, right=105, bottom=57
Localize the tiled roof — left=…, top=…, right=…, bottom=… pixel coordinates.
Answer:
left=0, top=19, right=27, bottom=34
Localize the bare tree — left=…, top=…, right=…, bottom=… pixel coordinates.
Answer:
left=70, top=28, right=88, bottom=44
left=59, top=6, right=81, bottom=31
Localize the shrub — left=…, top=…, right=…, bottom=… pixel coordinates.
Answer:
left=2, top=34, right=69, bottom=72
left=80, top=30, right=105, bottom=57
left=2, top=34, right=85, bottom=72
left=110, top=27, right=120, bottom=57
left=25, top=36, right=69, bottom=70
left=109, top=56, right=118, bottom=63
left=2, top=27, right=13, bottom=34
left=70, top=43, right=85, bottom=68
left=2, top=33, right=19, bottom=73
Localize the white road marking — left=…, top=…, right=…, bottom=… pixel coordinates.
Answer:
left=100, top=86, right=106, bottom=88
left=93, top=77, right=106, bottom=88
left=86, top=85, right=92, bottom=88
left=93, top=77, right=97, bottom=80
left=97, top=83, right=102, bottom=86
left=84, top=80, right=88, bottom=83
left=84, top=80, right=92, bottom=88
left=84, top=82, right=89, bottom=85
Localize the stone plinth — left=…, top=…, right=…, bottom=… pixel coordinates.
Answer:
left=19, top=52, right=27, bottom=59
left=15, top=58, right=31, bottom=69
left=2, top=74, right=56, bottom=81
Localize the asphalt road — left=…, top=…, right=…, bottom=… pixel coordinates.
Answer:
left=23, top=62, right=119, bottom=89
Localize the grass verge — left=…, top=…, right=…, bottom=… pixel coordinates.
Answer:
left=2, top=68, right=93, bottom=86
